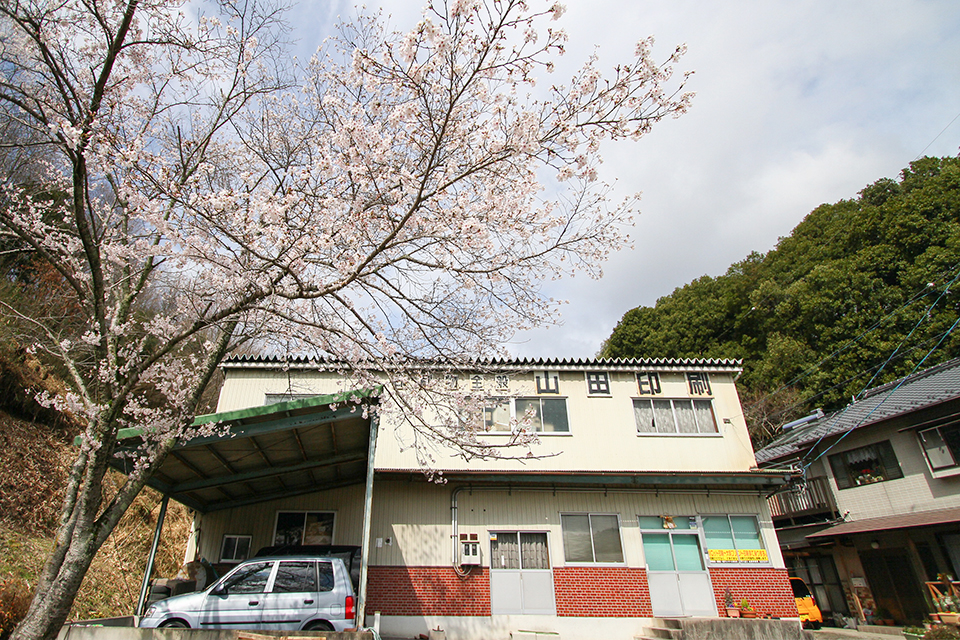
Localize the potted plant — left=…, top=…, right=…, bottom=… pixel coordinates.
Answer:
left=903, top=626, right=927, bottom=640
left=724, top=588, right=740, bottom=618
left=939, top=595, right=960, bottom=625
left=923, top=626, right=960, bottom=640
left=740, top=598, right=757, bottom=618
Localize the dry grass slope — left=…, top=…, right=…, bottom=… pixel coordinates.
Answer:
left=0, top=408, right=191, bottom=630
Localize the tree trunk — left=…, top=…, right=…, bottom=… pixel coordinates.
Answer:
left=11, top=534, right=100, bottom=640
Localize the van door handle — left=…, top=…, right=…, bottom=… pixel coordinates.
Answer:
left=248, top=601, right=259, bottom=606
left=303, top=599, right=314, bottom=604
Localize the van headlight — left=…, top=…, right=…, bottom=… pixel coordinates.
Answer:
left=143, top=605, right=158, bottom=618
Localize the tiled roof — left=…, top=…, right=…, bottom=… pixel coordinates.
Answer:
left=222, top=354, right=743, bottom=372
left=807, top=505, right=960, bottom=538
left=755, top=357, right=960, bottom=464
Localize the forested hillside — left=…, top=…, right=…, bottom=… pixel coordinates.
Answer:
left=602, top=156, right=960, bottom=442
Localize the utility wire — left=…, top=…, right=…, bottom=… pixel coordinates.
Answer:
left=744, top=259, right=960, bottom=413
left=915, top=110, right=960, bottom=161
left=795, top=270, right=960, bottom=466
left=801, top=313, right=960, bottom=472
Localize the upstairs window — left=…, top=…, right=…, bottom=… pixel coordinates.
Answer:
left=634, top=398, right=718, bottom=435
left=828, top=441, right=904, bottom=489
left=918, top=422, right=960, bottom=471
left=484, top=397, right=570, bottom=433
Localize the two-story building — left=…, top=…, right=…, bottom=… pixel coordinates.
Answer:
left=756, top=357, right=960, bottom=627
left=142, top=356, right=798, bottom=640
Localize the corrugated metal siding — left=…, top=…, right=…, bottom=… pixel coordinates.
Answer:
left=195, top=482, right=784, bottom=570
left=196, top=484, right=366, bottom=561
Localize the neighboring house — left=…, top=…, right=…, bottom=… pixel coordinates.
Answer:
left=756, top=357, right=960, bottom=627
left=150, top=356, right=798, bottom=640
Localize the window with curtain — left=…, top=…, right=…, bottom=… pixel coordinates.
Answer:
left=828, top=441, right=904, bottom=489
left=490, top=532, right=550, bottom=569
left=561, top=514, right=624, bottom=563
left=634, top=398, right=718, bottom=434
left=483, top=397, right=570, bottom=433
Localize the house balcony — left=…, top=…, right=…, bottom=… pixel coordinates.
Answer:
left=769, top=476, right=840, bottom=526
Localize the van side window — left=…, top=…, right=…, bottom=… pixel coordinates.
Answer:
left=273, top=561, right=318, bottom=593
left=224, top=561, right=273, bottom=593
left=318, top=561, right=334, bottom=592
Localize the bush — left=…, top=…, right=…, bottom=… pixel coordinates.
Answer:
left=0, top=578, right=32, bottom=640
left=925, top=626, right=960, bottom=640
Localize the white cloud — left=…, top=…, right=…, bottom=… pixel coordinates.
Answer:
left=289, top=0, right=960, bottom=358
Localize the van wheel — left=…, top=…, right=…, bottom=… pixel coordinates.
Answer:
left=304, top=621, right=333, bottom=631
left=159, top=620, right=189, bottom=628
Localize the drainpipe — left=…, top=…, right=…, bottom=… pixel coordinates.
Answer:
left=451, top=487, right=464, bottom=569
left=356, top=412, right=380, bottom=629
left=136, top=494, right=169, bottom=616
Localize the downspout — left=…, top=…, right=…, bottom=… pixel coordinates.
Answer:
left=451, top=486, right=464, bottom=571
left=136, top=494, right=169, bottom=616
left=356, top=412, right=380, bottom=628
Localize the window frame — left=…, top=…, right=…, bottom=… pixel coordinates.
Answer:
left=632, top=397, right=720, bottom=436
left=219, top=533, right=253, bottom=564
left=827, top=440, right=904, bottom=489
left=918, top=422, right=960, bottom=477
left=272, top=510, right=337, bottom=546
left=559, top=512, right=625, bottom=565
left=700, top=514, right=771, bottom=567
left=488, top=530, right=552, bottom=570
left=483, top=396, right=571, bottom=434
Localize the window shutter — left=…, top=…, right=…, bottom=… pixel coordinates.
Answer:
left=828, top=454, right=851, bottom=489
left=877, top=440, right=904, bottom=480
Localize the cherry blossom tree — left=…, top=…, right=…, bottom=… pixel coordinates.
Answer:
left=0, top=0, right=691, bottom=636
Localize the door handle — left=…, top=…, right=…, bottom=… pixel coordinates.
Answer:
left=248, top=601, right=259, bottom=606
left=303, top=600, right=314, bottom=604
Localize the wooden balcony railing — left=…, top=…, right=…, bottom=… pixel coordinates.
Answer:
left=768, top=475, right=838, bottom=521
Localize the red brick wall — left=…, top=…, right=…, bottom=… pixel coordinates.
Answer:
left=554, top=567, right=652, bottom=617
left=366, top=566, right=490, bottom=616
left=366, top=564, right=796, bottom=619
left=709, top=567, right=797, bottom=618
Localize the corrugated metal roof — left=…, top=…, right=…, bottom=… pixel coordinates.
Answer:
left=222, top=354, right=743, bottom=372
left=756, top=357, right=960, bottom=464
left=109, top=389, right=379, bottom=514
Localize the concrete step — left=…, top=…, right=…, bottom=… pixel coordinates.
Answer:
left=639, top=625, right=683, bottom=640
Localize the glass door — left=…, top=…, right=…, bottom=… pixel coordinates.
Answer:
left=640, top=516, right=717, bottom=617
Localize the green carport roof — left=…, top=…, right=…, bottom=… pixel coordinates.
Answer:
left=109, top=388, right=380, bottom=513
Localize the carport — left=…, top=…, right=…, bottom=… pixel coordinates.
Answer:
left=110, top=388, right=381, bottom=628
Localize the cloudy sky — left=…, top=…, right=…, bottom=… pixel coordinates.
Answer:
left=290, top=0, right=960, bottom=359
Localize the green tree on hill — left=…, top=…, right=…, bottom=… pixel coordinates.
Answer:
left=602, top=156, right=960, bottom=439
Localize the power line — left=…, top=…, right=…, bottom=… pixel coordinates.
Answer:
left=801, top=313, right=960, bottom=472
left=915, top=110, right=960, bottom=161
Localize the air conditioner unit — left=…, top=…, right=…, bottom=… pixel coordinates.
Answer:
left=459, top=533, right=481, bottom=566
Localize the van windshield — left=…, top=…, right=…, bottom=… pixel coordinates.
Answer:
left=790, top=578, right=811, bottom=598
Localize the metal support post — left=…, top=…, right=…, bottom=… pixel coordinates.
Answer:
left=136, top=494, right=169, bottom=616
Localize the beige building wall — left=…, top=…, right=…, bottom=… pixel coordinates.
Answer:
left=821, top=421, right=960, bottom=520
left=214, top=366, right=759, bottom=475
left=193, top=480, right=785, bottom=570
